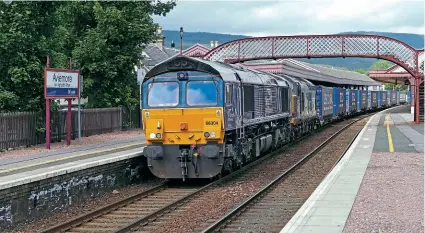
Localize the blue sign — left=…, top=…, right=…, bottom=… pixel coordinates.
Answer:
left=46, top=88, right=79, bottom=96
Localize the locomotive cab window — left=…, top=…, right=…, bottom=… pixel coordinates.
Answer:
left=187, top=81, right=219, bottom=106
left=225, top=84, right=233, bottom=105
left=147, top=82, right=179, bottom=107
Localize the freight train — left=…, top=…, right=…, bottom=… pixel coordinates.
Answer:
left=141, top=56, right=405, bottom=181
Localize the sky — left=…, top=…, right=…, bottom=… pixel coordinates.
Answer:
left=153, top=0, right=425, bottom=36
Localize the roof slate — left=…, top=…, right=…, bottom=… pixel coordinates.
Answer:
left=142, top=44, right=179, bottom=67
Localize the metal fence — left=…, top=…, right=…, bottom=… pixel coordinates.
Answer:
left=0, top=107, right=141, bottom=151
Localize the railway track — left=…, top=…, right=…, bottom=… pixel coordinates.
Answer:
left=200, top=115, right=368, bottom=233
left=38, top=114, right=370, bottom=233
left=39, top=183, right=202, bottom=233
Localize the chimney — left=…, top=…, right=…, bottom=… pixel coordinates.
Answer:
left=210, top=40, right=219, bottom=48
left=155, top=25, right=165, bottom=51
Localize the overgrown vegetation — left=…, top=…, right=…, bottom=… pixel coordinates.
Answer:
left=0, top=1, right=176, bottom=112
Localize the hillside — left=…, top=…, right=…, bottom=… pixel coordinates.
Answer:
left=161, top=30, right=424, bottom=70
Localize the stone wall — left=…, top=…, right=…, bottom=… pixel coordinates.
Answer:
left=0, top=155, right=150, bottom=229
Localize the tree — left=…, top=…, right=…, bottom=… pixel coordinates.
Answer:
left=0, top=2, right=61, bottom=112
left=58, top=1, right=176, bottom=110
left=384, top=83, right=408, bottom=91
left=0, top=1, right=176, bottom=112
left=370, top=60, right=393, bottom=70
left=353, top=68, right=367, bottom=75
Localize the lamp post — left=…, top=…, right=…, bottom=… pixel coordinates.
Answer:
left=180, top=26, right=184, bottom=55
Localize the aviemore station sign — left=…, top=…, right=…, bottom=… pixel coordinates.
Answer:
left=44, top=68, right=80, bottom=99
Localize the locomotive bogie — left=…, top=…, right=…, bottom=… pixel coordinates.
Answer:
left=144, top=142, right=224, bottom=179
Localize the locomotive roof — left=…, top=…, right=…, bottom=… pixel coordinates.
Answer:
left=144, top=55, right=237, bottom=82
left=282, top=74, right=315, bottom=87
left=144, top=56, right=288, bottom=87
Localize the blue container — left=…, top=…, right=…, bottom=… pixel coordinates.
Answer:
left=390, top=90, right=397, bottom=105
left=348, top=89, right=358, bottom=113
left=356, top=90, right=361, bottom=111
left=359, top=90, right=368, bottom=110
left=367, top=90, right=372, bottom=110
left=380, top=91, right=388, bottom=106
left=333, top=88, right=346, bottom=117
left=371, top=91, right=378, bottom=108
left=316, top=86, right=334, bottom=121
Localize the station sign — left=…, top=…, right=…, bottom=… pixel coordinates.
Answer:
left=44, top=68, right=80, bottom=99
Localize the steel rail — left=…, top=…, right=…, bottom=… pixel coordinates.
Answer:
left=38, top=183, right=167, bottom=233
left=200, top=114, right=369, bottom=233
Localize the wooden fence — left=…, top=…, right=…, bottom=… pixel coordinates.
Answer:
left=0, top=107, right=141, bottom=151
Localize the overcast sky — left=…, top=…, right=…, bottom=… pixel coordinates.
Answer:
left=153, top=0, right=425, bottom=36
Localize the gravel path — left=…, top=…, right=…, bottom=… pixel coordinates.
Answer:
left=0, top=129, right=145, bottom=160
left=4, top=178, right=164, bottom=233
left=131, top=118, right=363, bottom=233
left=343, top=152, right=424, bottom=233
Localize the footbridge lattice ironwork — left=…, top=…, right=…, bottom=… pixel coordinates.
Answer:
left=202, top=34, right=424, bottom=78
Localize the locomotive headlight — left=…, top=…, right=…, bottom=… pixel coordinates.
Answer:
left=210, top=132, right=216, bottom=138
left=204, top=132, right=210, bottom=138
left=150, top=133, right=156, bottom=139
left=156, top=133, right=161, bottom=138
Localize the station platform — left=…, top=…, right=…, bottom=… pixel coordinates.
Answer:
left=280, top=105, right=424, bottom=233
left=0, top=135, right=146, bottom=190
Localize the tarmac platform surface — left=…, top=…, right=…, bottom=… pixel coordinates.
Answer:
left=0, top=136, right=146, bottom=189
left=280, top=105, right=424, bottom=233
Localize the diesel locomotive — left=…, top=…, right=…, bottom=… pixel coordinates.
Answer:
left=141, top=56, right=405, bottom=181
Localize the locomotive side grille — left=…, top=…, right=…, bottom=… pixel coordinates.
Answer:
left=255, top=85, right=264, bottom=118
left=265, top=87, right=277, bottom=116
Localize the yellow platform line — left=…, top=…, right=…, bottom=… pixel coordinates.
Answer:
left=385, top=114, right=394, bottom=152
left=0, top=142, right=146, bottom=174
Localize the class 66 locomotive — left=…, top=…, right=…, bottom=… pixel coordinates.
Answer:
left=141, top=56, right=403, bottom=181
